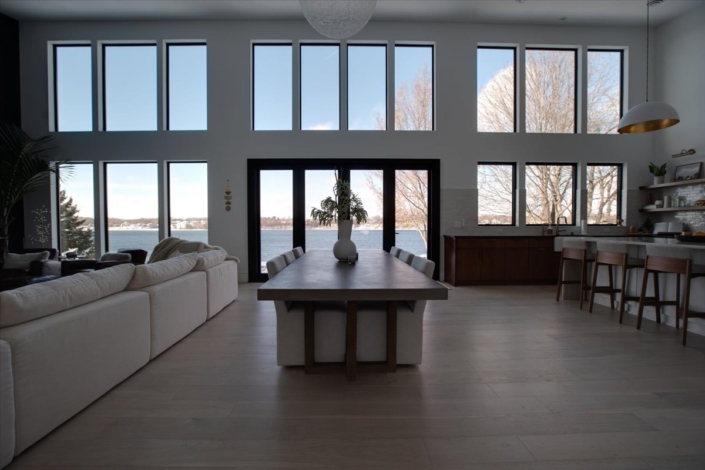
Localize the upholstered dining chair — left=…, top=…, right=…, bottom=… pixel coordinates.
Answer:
left=282, top=251, right=296, bottom=265
left=398, top=250, right=415, bottom=265
left=389, top=246, right=401, bottom=258
left=292, top=247, right=304, bottom=258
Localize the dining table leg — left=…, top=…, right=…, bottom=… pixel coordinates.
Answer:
left=304, top=301, right=314, bottom=374
left=346, top=301, right=358, bottom=381
left=387, top=300, right=397, bottom=373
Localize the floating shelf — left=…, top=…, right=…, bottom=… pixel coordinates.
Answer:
left=639, top=206, right=705, bottom=213
left=639, top=178, right=705, bottom=190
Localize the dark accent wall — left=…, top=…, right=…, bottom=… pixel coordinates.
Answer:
left=1, top=12, right=25, bottom=251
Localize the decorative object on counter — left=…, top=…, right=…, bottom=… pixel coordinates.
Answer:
left=617, top=218, right=624, bottom=227
left=674, top=162, right=702, bottom=181
left=310, top=170, right=368, bottom=261
left=648, top=162, right=668, bottom=185
left=654, top=200, right=663, bottom=208
left=629, top=225, right=637, bottom=234
left=663, top=195, right=672, bottom=208
left=224, top=180, right=232, bottom=212
left=678, top=196, right=687, bottom=207
left=672, top=149, right=696, bottom=158
left=617, top=0, right=679, bottom=134
left=675, top=233, right=705, bottom=243
left=696, top=199, right=705, bottom=207
left=638, top=217, right=654, bottom=234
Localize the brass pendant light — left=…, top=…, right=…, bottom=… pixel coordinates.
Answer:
left=618, top=0, right=680, bottom=134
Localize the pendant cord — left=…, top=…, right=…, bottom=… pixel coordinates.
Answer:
left=646, top=2, right=650, bottom=102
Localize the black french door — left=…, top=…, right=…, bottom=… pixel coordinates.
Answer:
left=247, top=159, right=440, bottom=282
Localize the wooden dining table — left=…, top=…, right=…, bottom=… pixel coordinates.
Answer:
left=257, top=250, right=448, bottom=380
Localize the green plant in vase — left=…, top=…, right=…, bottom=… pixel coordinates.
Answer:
left=649, top=162, right=667, bottom=185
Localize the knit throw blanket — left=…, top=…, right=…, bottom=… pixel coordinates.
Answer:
left=148, top=237, right=240, bottom=264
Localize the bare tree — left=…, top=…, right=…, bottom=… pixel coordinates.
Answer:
left=479, top=51, right=621, bottom=224
left=478, top=164, right=514, bottom=224
left=587, top=165, right=619, bottom=224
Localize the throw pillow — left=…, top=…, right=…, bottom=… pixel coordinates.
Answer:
left=2, top=251, right=50, bottom=270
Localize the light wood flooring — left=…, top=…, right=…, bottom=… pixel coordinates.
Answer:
left=8, top=283, right=705, bottom=470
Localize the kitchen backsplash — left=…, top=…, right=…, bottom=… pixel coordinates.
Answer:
left=673, top=183, right=705, bottom=231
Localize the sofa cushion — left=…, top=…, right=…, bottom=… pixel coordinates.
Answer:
left=127, top=253, right=198, bottom=290
left=2, top=251, right=49, bottom=270
left=0, top=263, right=136, bottom=328
left=193, top=249, right=227, bottom=271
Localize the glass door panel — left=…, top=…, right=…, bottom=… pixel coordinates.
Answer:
left=350, top=169, right=383, bottom=249
left=305, top=169, right=338, bottom=252
left=260, top=170, right=293, bottom=272
left=395, top=169, right=429, bottom=257
left=168, top=162, right=208, bottom=243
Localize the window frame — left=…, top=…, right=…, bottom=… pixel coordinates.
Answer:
left=346, top=43, right=388, bottom=131
left=393, top=43, right=435, bottom=131
left=586, top=48, right=625, bottom=133
left=477, top=162, right=517, bottom=226
left=101, top=42, right=158, bottom=132
left=524, top=162, right=578, bottom=226
left=586, top=163, right=623, bottom=226
left=102, top=161, right=159, bottom=252
left=166, top=161, right=209, bottom=237
left=299, top=43, right=342, bottom=131
left=524, top=47, right=578, bottom=134
left=251, top=42, right=293, bottom=131
left=476, top=45, right=517, bottom=133
left=52, top=43, right=93, bottom=132
left=165, top=42, right=207, bottom=131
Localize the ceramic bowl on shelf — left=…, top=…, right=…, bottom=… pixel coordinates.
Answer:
left=654, top=200, right=664, bottom=208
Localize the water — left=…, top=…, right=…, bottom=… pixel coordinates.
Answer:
left=261, top=229, right=427, bottom=271
left=108, top=230, right=209, bottom=255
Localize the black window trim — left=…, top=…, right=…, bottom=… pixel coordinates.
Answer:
left=394, top=43, right=435, bottom=131
left=101, top=42, right=157, bottom=132
left=525, top=162, right=578, bottom=226
left=166, top=161, right=208, bottom=237
left=586, top=163, right=624, bottom=226
left=165, top=41, right=207, bottom=131
left=252, top=42, right=294, bottom=131
left=248, top=158, right=441, bottom=282
left=299, top=42, right=342, bottom=131
left=587, top=48, right=625, bottom=130
left=477, top=45, right=517, bottom=133
left=477, top=162, right=517, bottom=226
left=346, top=43, right=388, bottom=131
left=52, top=43, right=92, bottom=133
left=525, top=47, right=579, bottom=134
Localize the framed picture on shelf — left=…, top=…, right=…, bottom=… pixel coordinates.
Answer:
left=674, top=162, right=702, bottom=181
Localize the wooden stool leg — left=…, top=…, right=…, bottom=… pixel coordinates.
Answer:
left=653, top=272, right=661, bottom=324
left=579, top=259, right=587, bottom=310
left=608, top=265, right=615, bottom=309
left=637, top=269, right=650, bottom=330
left=619, top=260, right=628, bottom=324
left=556, top=255, right=564, bottom=302
left=675, top=273, right=681, bottom=330
left=589, top=262, right=599, bottom=313
left=682, top=272, right=692, bottom=346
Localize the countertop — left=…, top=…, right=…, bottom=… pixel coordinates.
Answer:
left=578, top=236, right=705, bottom=250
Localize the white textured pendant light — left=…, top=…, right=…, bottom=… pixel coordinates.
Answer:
left=618, top=0, right=679, bottom=134
left=300, top=0, right=377, bottom=39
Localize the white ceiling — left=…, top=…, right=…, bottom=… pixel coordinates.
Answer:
left=1, top=0, right=703, bottom=27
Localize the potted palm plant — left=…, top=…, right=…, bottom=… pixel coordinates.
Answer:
left=0, top=122, right=69, bottom=266
left=310, top=173, right=368, bottom=261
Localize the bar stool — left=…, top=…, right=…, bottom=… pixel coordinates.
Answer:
left=588, top=242, right=644, bottom=323
left=556, top=239, right=594, bottom=309
left=637, top=245, right=705, bottom=345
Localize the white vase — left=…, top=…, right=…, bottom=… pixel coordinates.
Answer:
left=333, top=220, right=357, bottom=261
left=653, top=176, right=664, bottom=185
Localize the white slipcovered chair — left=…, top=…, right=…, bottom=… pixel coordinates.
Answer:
left=292, top=247, right=304, bottom=259
left=356, top=257, right=436, bottom=365
left=282, top=251, right=296, bottom=265
left=266, top=256, right=347, bottom=366
left=398, top=250, right=415, bottom=265
left=389, top=247, right=401, bottom=258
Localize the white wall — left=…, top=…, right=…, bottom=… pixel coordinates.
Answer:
left=18, top=19, right=661, bottom=280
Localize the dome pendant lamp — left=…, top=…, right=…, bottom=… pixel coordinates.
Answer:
left=618, top=0, right=680, bottom=134
left=300, top=0, right=377, bottom=39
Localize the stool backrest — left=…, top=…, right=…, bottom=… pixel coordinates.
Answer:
left=266, top=255, right=287, bottom=279
left=292, top=247, right=304, bottom=258
left=398, top=250, right=415, bottom=265
left=390, top=246, right=401, bottom=258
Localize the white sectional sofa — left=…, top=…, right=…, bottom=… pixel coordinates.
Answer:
left=0, top=251, right=238, bottom=468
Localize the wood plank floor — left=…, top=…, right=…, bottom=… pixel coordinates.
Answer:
left=8, top=283, right=705, bottom=470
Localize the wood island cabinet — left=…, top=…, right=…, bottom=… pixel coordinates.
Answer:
left=444, top=236, right=560, bottom=286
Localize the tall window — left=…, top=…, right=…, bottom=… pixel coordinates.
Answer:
left=53, top=45, right=93, bottom=132
left=300, top=44, right=340, bottom=131
left=260, top=170, right=293, bottom=272
left=103, top=44, right=157, bottom=131
left=105, top=163, right=159, bottom=254
left=478, top=163, right=516, bottom=225
left=525, top=164, right=576, bottom=225
left=168, top=162, right=208, bottom=242
left=167, top=43, right=207, bottom=131
left=253, top=44, right=292, bottom=130
left=350, top=169, right=383, bottom=248
left=587, top=50, right=623, bottom=134
left=477, top=47, right=515, bottom=133
left=57, top=163, right=95, bottom=256
left=348, top=45, right=386, bottom=130
left=587, top=164, right=622, bottom=225
left=305, top=170, right=338, bottom=251
left=394, top=45, right=433, bottom=131
left=395, top=169, right=429, bottom=257
left=525, top=48, right=577, bottom=134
